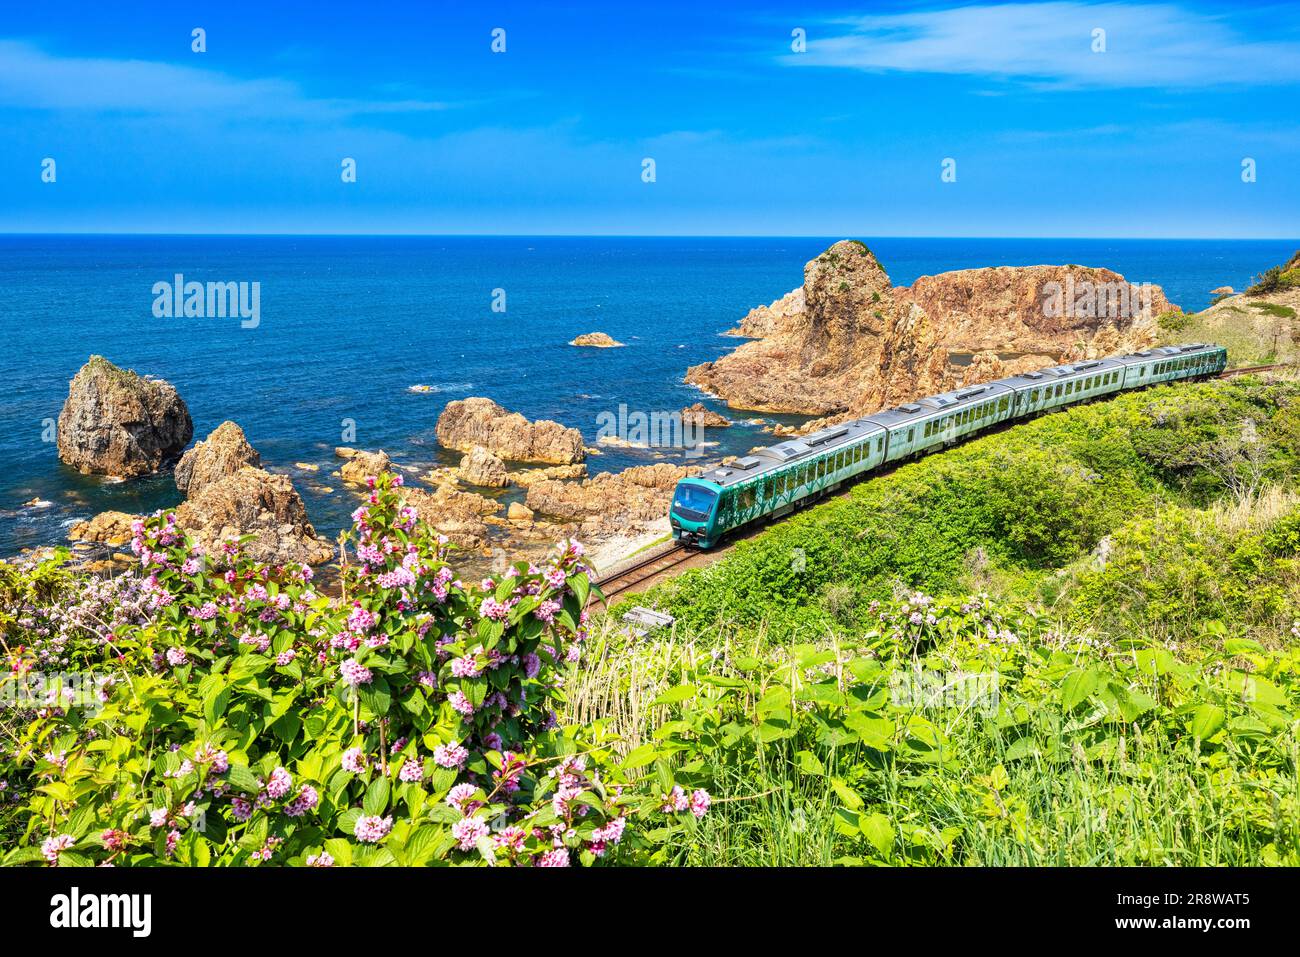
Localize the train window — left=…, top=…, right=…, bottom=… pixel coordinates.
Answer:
left=877, top=437, right=884, bottom=452
left=907, top=428, right=915, bottom=443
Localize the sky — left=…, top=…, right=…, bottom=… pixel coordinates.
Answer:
left=1, top=0, right=1297, bottom=237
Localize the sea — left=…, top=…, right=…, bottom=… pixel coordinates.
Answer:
left=2, top=235, right=1295, bottom=558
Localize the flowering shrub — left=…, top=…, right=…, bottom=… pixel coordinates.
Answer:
left=0, top=473, right=708, bottom=867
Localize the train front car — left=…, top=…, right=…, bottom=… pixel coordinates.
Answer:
left=669, top=477, right=722, bottom=548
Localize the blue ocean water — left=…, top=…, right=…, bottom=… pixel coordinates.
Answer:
left=1, top=235, right=1295, bottom=557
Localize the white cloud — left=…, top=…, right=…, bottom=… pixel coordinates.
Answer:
left=0, top=39, right=454, bottom=119
left=785, top=2, right=1300, bottom=88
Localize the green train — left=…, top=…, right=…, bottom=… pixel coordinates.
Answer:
left=670, top=342, right=1227, bottom=548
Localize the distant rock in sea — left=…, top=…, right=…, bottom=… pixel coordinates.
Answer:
left=57, top=355, right=193, bottom=478
left=569, top=332, right=625, bottom=348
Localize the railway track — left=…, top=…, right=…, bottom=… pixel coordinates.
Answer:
left=1217, top=362, right=1293, bottom=378
left=589, top=361, right=1294, bottom=608
left=591, top=541, right=693, bottom=606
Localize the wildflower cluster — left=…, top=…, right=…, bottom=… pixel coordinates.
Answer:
left=0, top=473, right=693, bottom=867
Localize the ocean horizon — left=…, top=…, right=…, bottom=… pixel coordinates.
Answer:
left=4, top=233, right=1297, bottom=557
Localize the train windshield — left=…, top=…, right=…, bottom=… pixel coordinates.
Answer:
left=672, top=484, right=717, bottom=521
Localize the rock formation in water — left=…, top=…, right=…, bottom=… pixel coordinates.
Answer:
left=339, top=449, right=392, bottom=484
left=459, top=445, right=509, bottom=487
left=680, top=402, right=732, bottom=428
left=174, top=466, right=334, bottom=566
left=569, top=332, right=625, bottom=348
left=68, top=510, right=137, bottom=546
left=175, top=421, right=260, bottom=496
left=57, top=356, right=193, bottom=477
left=436, top=397, right=585, bottom=465
left=400, top=484, right=502, bottom=550
left=686, top=241, right=1175, bottom=422
left=524, top=462, right=701, bottom=542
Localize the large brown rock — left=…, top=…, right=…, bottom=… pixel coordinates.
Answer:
left=68, top=510, right=137, bottom=545
left=399, top=484, right=501, bottom=549
left=57, top=356, right=193, bottom=477
left=175, top=421, right=260, bottom=496
left=459, top=445, right=509, bottom=487
left=174, top=466, right=334, bottom=566
left=436, top=397, right=585, bottom=465
left=524, top=463, right=701, bottom=541
left=686, top=241, right=1173, bottom=421
left=680, top=402, right=732, bottom=428
left=339, top=449, right=392, bottom=484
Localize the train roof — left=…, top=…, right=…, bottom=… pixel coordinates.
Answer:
left=695, top=415, right=884, bottom=487
left=689, top=341, right=1224, bottom=489
left=865, top=381, right=1015, bottom=428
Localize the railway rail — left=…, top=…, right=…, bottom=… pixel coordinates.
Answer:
left=592, top=361, right=1294, bottom=606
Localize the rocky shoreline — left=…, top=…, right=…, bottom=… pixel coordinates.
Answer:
left=17, top=242, right=1299, bottom=576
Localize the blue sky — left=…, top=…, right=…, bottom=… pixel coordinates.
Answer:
left=1, top=0, right=1297, bottom=237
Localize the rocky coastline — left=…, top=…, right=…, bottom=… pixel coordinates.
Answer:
left=18, top=243, right=1299, bottom=577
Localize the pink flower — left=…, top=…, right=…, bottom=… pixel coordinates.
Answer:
left=341, top=747, right=367, bottom=773
left=231, top=797, right=253, bottom=822
left=149, top=808, right=169, bottom=828
left=165, top=647, right=188, bottom=667
left=353, top=814, right=393, bottom=843
left=493, top=826, right=527, bottom=854
left=690, top=789, right=711, bottom=818
left=285, top=785, right=319, bottom=817
left=340, top=659, right=372, bottom=686
left=306, top=851, right=335, bottom=867
left=538, top=847, right=570, bottom=867
left=451, top=655, right=481, bottom=678
left=446, top=783, right=479, bottom=812
left=265, top=767, right=292, bottom=800
left=451, top=816, right=489, bottom=851
left=433, top=741, right=469, bottom=769
left=593, top=816, right=627, bottom=845
left=398, top=758, right=423, bottom=783
left=41, top=834, right=75, bottom=865
left=448, top=689, right=476, bottom=716
left=660, top=785, right=689, bottom=813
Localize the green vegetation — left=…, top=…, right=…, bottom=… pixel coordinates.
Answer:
left=577, top=375, right=1300, bottom=865
left=639, top=377, right=1300, bottom=640
left=5, top=376, right=1300, bottom=867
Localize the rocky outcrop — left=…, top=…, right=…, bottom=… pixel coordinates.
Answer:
left=726, top=288, right=805, bottom=338
left=399, top=484, right=501, bottom=549
left=436, top=398, right=585, bottom=465
left=507, top=501, right=534, bottom=522
left=524, top=463, right=701, bottom=541
left=68, top=510, right=137, bottom=545
left=507, top=463, right=588, bottom=487
left=569, top=332, right=625, bottom=348
left=174, top=467, right=334, bottom=566
left=680, top=403, right=732, bottom=428
left=57, top=356, right=193, bottom=477
left=339, top=449, right=392, bottom=484
left=687, top=241, right=1172, bottom=422
left=459, top=445, right=509, bottom=487
left=175, top=421, right=260, bottom=496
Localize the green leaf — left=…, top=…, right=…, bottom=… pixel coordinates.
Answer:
left=860, top=813, right=893, bottom=857
left=1060, top=668, right=1099, bottom=712
left=651, top=684, right=697, bottom=707
left=363, top=776, right=390, bottom=816
left=1189, top=704, right=1225, bottom=742
left=795, top=750, right=825, bottom=776
left=830, top=777, right=863, bottom=810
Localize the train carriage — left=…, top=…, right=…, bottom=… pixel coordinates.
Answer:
left=670, top=341, right=1228, bottom=549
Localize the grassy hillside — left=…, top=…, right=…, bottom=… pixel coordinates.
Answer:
left=572, top=374, right=1300, bottom=865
